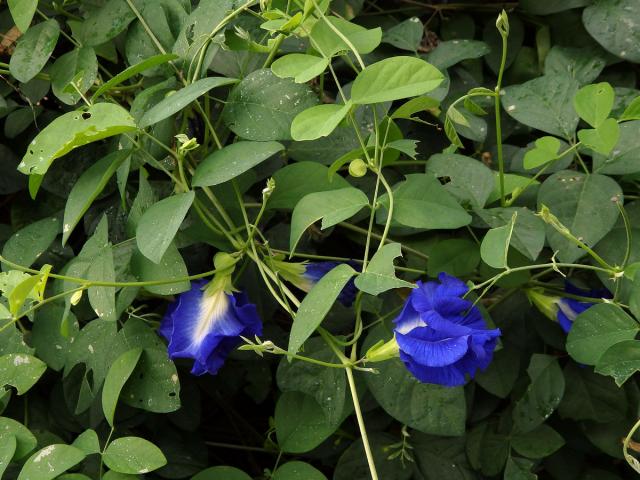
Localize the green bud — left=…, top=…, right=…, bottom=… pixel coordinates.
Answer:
left=525, top=288, right=560, bottom=322
left=365, top=337, right=400, bottom=363
left=496, top=9, right=510, bottom=37
left=348, top=158, right=367, bottom=177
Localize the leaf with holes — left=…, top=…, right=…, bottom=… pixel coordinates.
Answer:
left=18, top=103, right=136, bottom=176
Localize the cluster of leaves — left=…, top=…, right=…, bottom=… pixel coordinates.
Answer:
left=1, top=0, right=640, bottom=479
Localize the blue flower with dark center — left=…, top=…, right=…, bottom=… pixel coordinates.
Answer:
left=556, top=283, right=610, bottom=334
left=393, top=273, right=501, bottom=387
left=300, top=261, right=358, bottom=307
left=159, top=280, right=262, bottom=375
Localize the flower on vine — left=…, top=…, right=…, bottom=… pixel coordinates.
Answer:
left=393, top=273, right=501, bottom=387
left=556, top=283, right=610, bottom=334
left=272, top=259, right=358, bottom=307
left=159, top=279, right=262, bottom=375
left=526, top=283, right=610, bottom=334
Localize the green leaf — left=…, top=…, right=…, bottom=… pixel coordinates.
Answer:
left=62, top=149, right=130, bottom=245
left=391, top=96, right=440, bottom=119
left=50, top=47, right=98, bottom=106
left=578, top=118, right=620, bottom=155
left=511, top=424, right=565, bottom=459
left=476, top=207, right=545, bottom=261
left=377, top=174, right=471, bottom=230
left=9, top=19, right=60, bottom=83
left=567, top=304, right=639, bottom=365
left=120, top=347, right=181, bottom=413
left=17, top=444, right=85, bottom=480
left=583, top=0, right=640, bottom=62
left=504, top=456, right=536, bottom=480
left=92, top=53, right=179, bottom=101
left=192, top=466, right=252, bottom=480
left=0, top=417, right=37, bottom=460
left=355, top=243, right=414, bottom=295
left=275, top=392, right=341, bottom=453
left=81, top=0, right=137, bottom=46
left=269, top=162, right=351, bottom=210
left=426, top=39, right=490, bottom=70
left=382, top=17, right=423, bottom=52
left=427, top=239, right=480, bottom=278
left=0, top=354, right=46, bottom=395
left=271, top=54, right=329, bottom=83
left=139, top=77, right=238, bottom=128
left=512, top=354, right=565, bottom=434
left=475, top=347, right=520, bottom=398
left=18, top=103, right=136, bottom=176
left=544, top=45, right=605, bottom=86
left=288, top=263, right=356, bottom=353
left=335, top=433, right=412, bottom=480
left=573, top=82, right=615, bottom=128
left=102, top=348, right=143, bottom=427
left=537, top=171, right=622, bottom=262
left=193, top=141, right=284, bottom=186
left=130, top=244, right=190, bottom=296
left=2, top=216, right=60, bottom=272
left=427, top=153, right=495, bottom=208
left=443, top=115, right=464, bottom=148
left=351, top=56, right=443, bottom=105
left=0, top=434, right=16, bottom=478
left=595, top=340, right=640, bottom=386
left=84, top=217, right=116, bottom=322
left=103, top=437, right=166, bottom=475
left=136, top=191, right=194, bottom=264
left=277, top=338, right=346, bottom=425
left=502, top=74, right=580, bottom=138
left=8, top=0, right=38, bottom=32
left=223, top=69, right=318, bottom=141
left=593, top=120, right=640, bottom=174
left=523, top=136, right=561, bottom=169
left=8, top=273, right=42, bottom=315
left=520, top=0, right=589, bottom=14
left=363, top=325, right=466, bottom=435
left=272, top=461, right=328, bottom=480
left=309, top=16, right=381, bottom=57
left=291, top=102, right=352, bottom=141
left=71, top=429, right=101, bottom=456
left=485, top=173, right=539, bottom=206
left=621, top=96, right=640, bottom=121
left=480, top=212, right=516, bottom=269
left=289, top=188, right=369, bottom=253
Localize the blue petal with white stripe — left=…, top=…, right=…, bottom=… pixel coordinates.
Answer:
left=159, top=280, right=262, bottom=375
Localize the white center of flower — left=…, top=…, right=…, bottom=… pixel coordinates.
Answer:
left=193, top=290, right=230, bottom=345
left=395, top=315, right=427, bottom=334
left=557, top=299, right=578, bottom=322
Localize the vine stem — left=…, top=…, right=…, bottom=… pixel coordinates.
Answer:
left=346, top=367, right=379, bottom=480
left=495, top=17, right=508, bottom=207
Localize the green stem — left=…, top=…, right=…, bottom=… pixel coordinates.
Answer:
left=0, top=255, right=218, bottom=287
left=494, top=28, right=508, bottom=207
left=338, top=222, right=429, bottom=261
left=263, top=34, right=285, bottom=68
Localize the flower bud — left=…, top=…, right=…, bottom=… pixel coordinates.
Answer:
left=349, top=158, right=367, bottom=177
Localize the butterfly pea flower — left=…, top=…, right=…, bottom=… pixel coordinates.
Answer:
left=528, top=283, right=610, bottom=334
left=159, top=279, right=262, bottom=376
left=273, top=259, right=358, bottom=307
left=391, top=273, right=501, bottom=387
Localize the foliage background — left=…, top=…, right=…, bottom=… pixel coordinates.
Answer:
left=1, top=0, right=640, bottom=479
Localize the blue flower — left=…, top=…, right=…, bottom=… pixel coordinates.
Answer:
left=159, top=280, right=262, bottom=375
left=556, top=283, right=610, bottom=334
left=393, top=273, right=501, bottom=387
left=300, top=261, right=358, bottom=307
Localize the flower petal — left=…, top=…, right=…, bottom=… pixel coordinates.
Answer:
left=396, top=327, right=470, bottom=367
left=399, top=351, right=467, bottom=387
